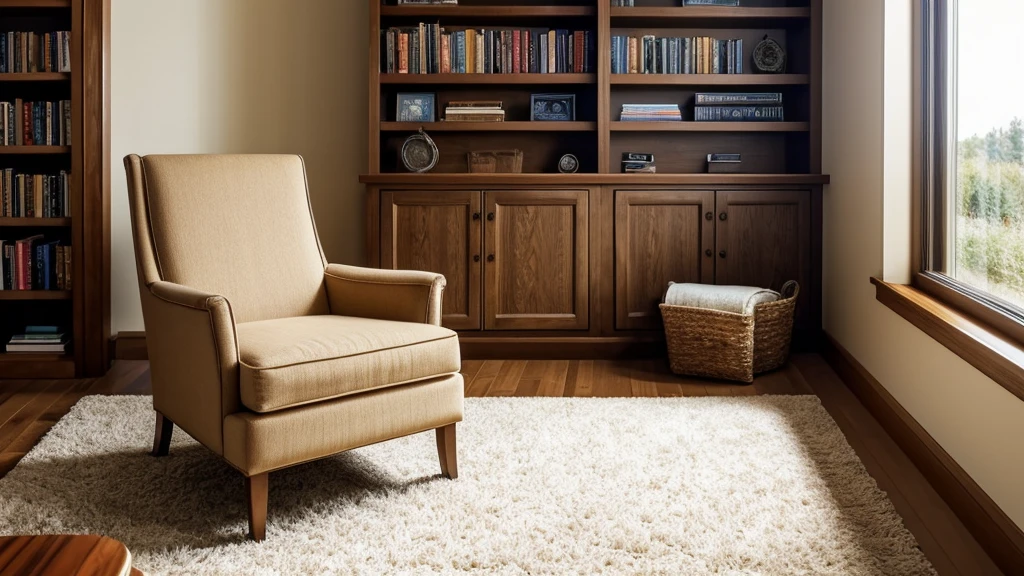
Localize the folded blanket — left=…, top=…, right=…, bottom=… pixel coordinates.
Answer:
left=664, top=283, right=780, bottom=315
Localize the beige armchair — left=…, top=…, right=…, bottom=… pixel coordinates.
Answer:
left=123, top=154, right=463, bottom=541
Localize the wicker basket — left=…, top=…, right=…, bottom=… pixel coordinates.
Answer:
left=468, top=150, right=523, bottom=173
left=660, top=281, right=799, bottom=383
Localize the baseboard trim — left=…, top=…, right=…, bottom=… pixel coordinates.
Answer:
left=822, top=332, right=1024, bottom=575
left=110, top=331, right=148, bottom=361
left=109, top=333, right=665, bottom=362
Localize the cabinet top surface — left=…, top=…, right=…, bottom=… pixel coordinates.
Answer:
left=359, top=174, right=831, bottom=186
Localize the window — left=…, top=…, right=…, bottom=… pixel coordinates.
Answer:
left=920, top=0, right=1024, bottom=341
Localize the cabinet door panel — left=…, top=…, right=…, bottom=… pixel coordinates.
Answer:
left=615, top=190, right=715, bottom=330
left=485, top=190, right=589, bottom=330
left=715, top=190, right=811, bottom=326
left=381, top=191, right=482, bottom=330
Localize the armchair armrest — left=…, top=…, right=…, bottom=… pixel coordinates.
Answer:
left=324, top=264, right=446, bottom=326
left=143, top=281, right=241, bottom=455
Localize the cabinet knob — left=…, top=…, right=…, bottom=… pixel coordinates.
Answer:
left=719, top=212, right=728, bottom=221
left=705, top=211, right=713, bottom=221
left=472, top=212, right=481, bottom=221
left=487, top=254, right=495, bottom=262
left=719, top=250, right=727, bottom=259
left=705, top=249, right=713, bottom=258
left=473, top=254, right=480, bottom=263
left=487, top=212, right=495, bottom=221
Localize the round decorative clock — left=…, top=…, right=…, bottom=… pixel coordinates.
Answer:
left=401, top=128, right=439, bottom=173
left=753, top=35, right=787, bottom=74
left=558, top=154, right=579, bottom=174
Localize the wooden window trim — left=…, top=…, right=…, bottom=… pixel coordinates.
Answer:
left=873, top=277, right=1024, bottom=403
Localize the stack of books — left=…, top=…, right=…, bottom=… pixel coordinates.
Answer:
left=0, top=31, right=72, bottom=73
left=444, top=100, right=504, bottom=122
left=693, top=92, right=784, bottom=122
left=622, top=153, right=656, bottom=174
left=611, top=35, right=743, bottom=75
left=382, top=25, right=594, bottom=75
left=707, top=153, right=742, bottom=173
left=1, top=170, right=71, bottom=218
left=0, top=236, right=71, bottom=290
left=1, top=100, right=72, bottom=146
left=620, top=104, right=682, bottom=122
left=6, top=326, right=68, bottom=354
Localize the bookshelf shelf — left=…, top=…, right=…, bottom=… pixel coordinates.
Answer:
left=382, top=121, right=596, bottom=132
left=359, top=173, right=830, bottom=186
left=380, top=73, right=596, bottom=85
left=0, top=217, right=72, bottom=227
left=0, top=291, right=72, bottom=301
left=0, top=146, right=71, bottom=155
left=610, top=74, right=809, bottom=86
left=0, top=353, right=75, bottom=378
left=609, top=6, right=811, bottom=27
left=380, top=6, right=594, bottom=18
left=610, top=121, right=810, bottom=132
left=0, top=72, right=71, bottom=82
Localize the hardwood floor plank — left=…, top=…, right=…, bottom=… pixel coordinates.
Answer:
left=465, top=361, right=504, bottom=397
left=486, top=360, right=528, bottom=397
left=0, top=380, right=69, bottom=453
left=592, top=360, right=632, bottom=397
left=459, top=360, right=485, bottom=394
left=572, top=360, right=594, bottom=397
left=536, top=360, right=569, bottom=397
left=628, top=361, right=660, bottom=397
left=561, top=361, right=581, bottom=397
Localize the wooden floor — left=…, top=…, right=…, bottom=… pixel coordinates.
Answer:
left=0, top=355, right=1002, bottom=575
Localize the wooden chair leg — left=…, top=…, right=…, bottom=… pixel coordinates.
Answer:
left=152, top=412, right=173, bottom=457
left=436, top=423, right=458, bottom=479
left=245, top=473, right=268, bottom=542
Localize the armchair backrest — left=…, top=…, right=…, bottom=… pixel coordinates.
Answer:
left=123, top=154, right=330, bottom=323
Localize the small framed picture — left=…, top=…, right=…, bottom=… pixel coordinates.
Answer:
left=397, top=93, right=436, bottom=122
left=531, top=94, right=576, bottom=122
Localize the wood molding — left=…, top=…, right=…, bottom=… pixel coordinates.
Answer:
left=872, top=278, right=1024, bottom=403
left=110, top=332, right=147, bottom=361
left=821, top=332, right=1024, bottom=575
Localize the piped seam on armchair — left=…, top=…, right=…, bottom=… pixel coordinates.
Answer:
left=237, top=333, right=459, bottom=372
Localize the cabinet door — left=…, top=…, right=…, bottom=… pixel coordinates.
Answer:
left=715, top=190, right=811, bottom=325
left=484, top=190, right=589, bottom=330
left=381, top=191, right=482, bottom=330
left=615, top=190, right=715, bottom=330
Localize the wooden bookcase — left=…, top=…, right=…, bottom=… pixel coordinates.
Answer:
left=0, top=0, right=110, bottom=378
left=362, top=0, right=828, bottom=358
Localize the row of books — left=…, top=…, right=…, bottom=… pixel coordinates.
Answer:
left=1, top=170, right=71, bottom=218
left=620, top=104, right=682, bottom=122
left=612, top=36, right=744, bottom=75
left=445, top=100, right=504, bottom=122
left=611, top=0, right=741, bottom=5
left=0, top=31, right=71, bottom=74
left=1, top=100, right=72, bottom=146
left=382, top=26, right=595, bottom=75
left=694, top=92, right=784, bottom=122
left=6, top=326, right=68, bottom=354
left=0, top=236, right=72, bottom=291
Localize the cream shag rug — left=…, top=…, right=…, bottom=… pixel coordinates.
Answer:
left=0, top=396, right=936, bottom=575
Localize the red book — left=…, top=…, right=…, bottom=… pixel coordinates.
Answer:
left=512, top=31, right=521, bottom=73
left=521, top=30, right=529, bottom=73
left=574, top=32, right=584, bottom=73
left=398, top=33, right=409, bottom=74
left=441, top=34, right=450, bottom=74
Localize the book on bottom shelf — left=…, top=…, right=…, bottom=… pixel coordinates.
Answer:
left=6, top=325, right=68, bottom=353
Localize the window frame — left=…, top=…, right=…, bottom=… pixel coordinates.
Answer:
left=914, top=0, right=1024, bottom=346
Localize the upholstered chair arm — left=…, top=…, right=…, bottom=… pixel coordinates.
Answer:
left=323, top=264, right=446, bottom=326
left=143, top=281, right=241, bottom=455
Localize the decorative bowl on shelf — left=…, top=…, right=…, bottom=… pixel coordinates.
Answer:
left=401, top=128, right=439, bottom=173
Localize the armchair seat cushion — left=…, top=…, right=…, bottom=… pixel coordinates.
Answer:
left=236, top=315, right=460, bottom=413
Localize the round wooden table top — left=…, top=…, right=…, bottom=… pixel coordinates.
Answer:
left=0, top=535, right=141, bottom=576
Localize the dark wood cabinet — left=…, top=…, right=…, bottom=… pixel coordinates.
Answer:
left=715, top=190, right=812, bottom=328
left=614, top=190, right=715, bottom=330
left=484, top=190, right=589, bottom=331
left=381, top=191, right=482, bottom=330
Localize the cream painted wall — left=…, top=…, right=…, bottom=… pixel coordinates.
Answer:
left=823, top=0, right=1024, bottom=529
left=110, top=0, right=368, bottom=332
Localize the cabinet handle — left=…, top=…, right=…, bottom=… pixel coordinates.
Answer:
left=719, top=212, right=728, bottom=221
left=472, top=212, right=481, bottom=221
left=705, top=211, right=713, bottom=221
left=473, top=255, right=481, bottom=263
left=705, top=249, right=713, bottom=258
left=487, top=254, right=495, bottom=262
left=719, top=250, right=727, bottom=259
left=487, top=212, right=495, bottom=221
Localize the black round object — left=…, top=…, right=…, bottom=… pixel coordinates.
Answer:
left=558, top=154, right=580, bottom=174
left=753, top=35, right=787, bottom=74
